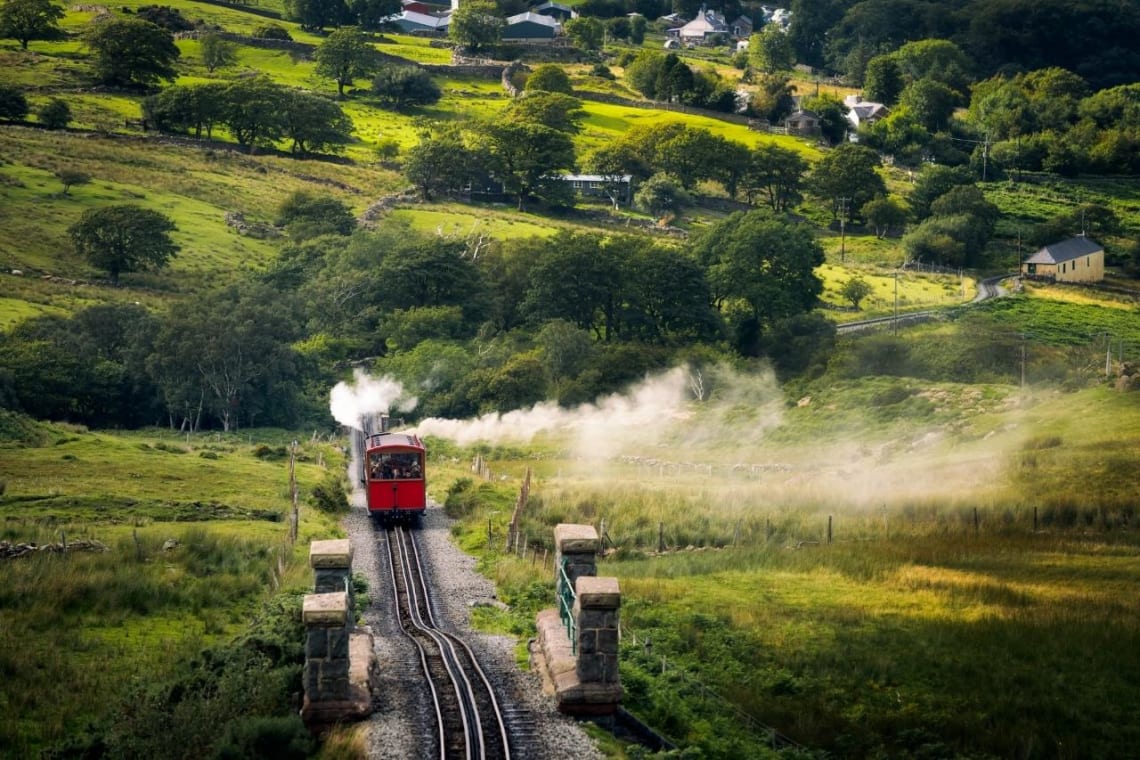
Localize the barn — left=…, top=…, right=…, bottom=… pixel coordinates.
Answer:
left=1021, top=236, right=1105, bottom=283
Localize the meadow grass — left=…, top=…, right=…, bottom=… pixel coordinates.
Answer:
left=437, top=380, right=1140, bottom=757
left=0, top=424, right=346, bottom=755
left=817, top=261, right=973, bottom=318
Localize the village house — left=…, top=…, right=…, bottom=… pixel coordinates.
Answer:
left=782, top=109, right=822, bottom=137
left=560, top=173, right=633, bottom=205
left=667, top=5, right=730, bottom=46
left=503, top=11, right=562, bottom=41
left=1021, top=236, right=1105, bottom=283
left=844, top=94, right=890, bottom=137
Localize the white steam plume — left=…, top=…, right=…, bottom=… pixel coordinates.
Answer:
left=329, top=370, right=418, bottom=430
left=413, top=364, right=783, bottom=460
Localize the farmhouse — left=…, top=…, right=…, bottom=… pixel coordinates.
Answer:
left=560, top=173, right=633, bottom=205
left=668, top=5, right=730, bottom=46
left=844, top=94, right=890, bottom=134
left=782, top=109, right=821, bottom=137
left=389, top=9, right=450, bottom=33
left=1021, top=236, right=1105, bottom=283
left=503, top=11, right=561, bottom=41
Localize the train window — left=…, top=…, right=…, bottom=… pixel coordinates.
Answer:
left=369, top=452, right=423, bottom=480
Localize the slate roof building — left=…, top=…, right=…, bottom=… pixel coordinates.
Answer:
left=503, top=11, right=561, bottom=40
left=1022, top=236, right=1105, bottom=283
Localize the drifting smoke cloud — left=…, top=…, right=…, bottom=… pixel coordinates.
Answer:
left=329, top=369, right=418, bottom=430
left=414, top=364, right=784, bottom=461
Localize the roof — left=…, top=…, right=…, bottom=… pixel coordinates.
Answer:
left=532, top=1, right=572, bottom=12
left=507, top=11, right=561, bottom=27
left=678, top=7, right=729, bottom=38
left=366, top=432, right=425, bottom=452
left=562, top=174, right=632, bottom=182
left=1024, top=236, right=1104, bottom=265
left=390, top=10, right=450, bottom=29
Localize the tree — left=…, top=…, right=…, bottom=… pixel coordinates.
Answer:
left=314, top=27, right=382, bottom=97
left=36, top=97, right=69, bottom=129
left=898, top=77, right=959, bottom=132
left=564, top=16, right=604, bottom=50
left=524, top=63, right=573, bottom=95
left=840, top=277, right=873, bottom=309
left=0, top=84, right=28, bottom=120
left=478, top=120, right=576, bottom=210
left=149, top=284, right=303, bottom=431
left=861, top=195, right=907, bottom=237
left=403, top=131, right=481, bottom=201
left=629, top=14, right=646, bottom=45
left=751, top=23, right=794, bottom=73
left=350, top=0, right=400, bottom=30
left=143, top=82, right=227, bottom=138
left=276, top=191, right=356, bottom=238
left=506, top=91, right=584, bottom=133
left=863, top=54, right=903, bottom=105
left=69, top=205, right=179, bottom=283
left=743, top=143, right=807, bottom=212
left=634, top=173, right=689, bottom=223
left=370, top=64, right=442, bottom=109
left=84, top=17, right=180, bottom=88
left=908, top=164, right=974, bottom=221
left=807, top=143, right=887, bottom=218
left=521, top=231, right=621, bottom=340
left=200, top=33, right=238, bottom=73
left=220, top=77, right=286, bottom=151
left=283, top=0, right=349, bottom=32
left=448, top=0, right=503, bottom=53
left=749, top=73, right=796, bottom=123
left=0, top=0, right=63, bottom=49
left=56, top=168, right=89, bottom=195
left=692, top=209, right=824, bottom=356
left=281, top=90, right=353, bottom=154
left=653, top=126, right=726, bottom=189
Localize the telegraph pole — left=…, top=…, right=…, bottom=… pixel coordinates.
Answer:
left=838, top=197, right=850, bottom=262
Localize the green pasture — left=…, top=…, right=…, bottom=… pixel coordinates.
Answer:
left=0, top=422, right=345, bottom=755
left=376, top=34, right=456, bottom=65
left=818, top=262, right=973, bottom=318
left=439, top=379, right=1140, bottom=757
left=385, top=205, right=562, bottom=240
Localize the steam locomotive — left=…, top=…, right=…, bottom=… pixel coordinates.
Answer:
left=359, top=414, right=426, bottom=524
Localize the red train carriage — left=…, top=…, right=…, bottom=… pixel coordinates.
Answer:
left=363, top=432, right=426, bottom=523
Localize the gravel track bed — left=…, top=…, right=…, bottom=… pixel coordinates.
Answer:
left=346, top=497, right=604, bottom=760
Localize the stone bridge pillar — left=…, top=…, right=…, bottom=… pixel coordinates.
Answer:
left=300, top=539, right=376, bottom=729
left=533, top=523, right=623, bottom=715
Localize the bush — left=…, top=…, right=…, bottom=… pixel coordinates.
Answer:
left=252, top=444, right=287, bottom=460
left=212, top=716, right=313, bottom=760
left=252, top=24, right=292, bottom=40
left=309, top=471, right=349, bottom=513
left=444, top=477, right=479, bottom=518
left=38, top=99, right=71, bottom=130
left=0, top=85, right=29, bottom=121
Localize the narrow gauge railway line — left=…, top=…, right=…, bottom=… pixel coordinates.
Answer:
left=385, top=525, right=512, bottom=760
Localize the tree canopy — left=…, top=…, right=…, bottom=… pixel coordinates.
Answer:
left=68, top=205, right=179, bottom=283
left=0, top=0, right=64, bottom=49
left=84, top=16, right=180, bottom=88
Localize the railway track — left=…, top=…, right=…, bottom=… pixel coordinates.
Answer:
left=385, top=525, right=512, bottom=760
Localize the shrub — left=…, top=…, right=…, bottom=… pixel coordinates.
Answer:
left=212, top=716, right=313, bottom=760
left=309, top=471, right=349, bottom=513
left=0, top=85, right=29, bottom=121
left=252, top=24, right=292, bottom=40
left=444, top=477, right=478, bottom=518
left=252, top=444, right=287, bottom=460
left=38, top=98, right=71, bottom=130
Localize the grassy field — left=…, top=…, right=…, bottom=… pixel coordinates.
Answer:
left=438, top=381, right=1140, bottom=758
left=0, top=421, right=346, bottom=755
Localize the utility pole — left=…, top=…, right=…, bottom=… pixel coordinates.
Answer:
left=838, top=197, right=849, bottom=262
left=893, top=270, right=899, bottom=335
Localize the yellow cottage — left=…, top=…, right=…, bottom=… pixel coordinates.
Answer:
left=1021, top=236, right=1104, bottom=283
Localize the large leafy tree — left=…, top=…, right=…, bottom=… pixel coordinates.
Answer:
left=520, top=231, right=621, bottom=340
left=84, top=16, right=180, bottom=88
left=315, top=27, right=382, bottom=97
left=199, top=33, right=238, bottom=73
left=281, top=89, right=353, bottom=154
left=0, top=0, right=64, bottom=49
left=448, top=0, right=503, bottom=53
left=404, top=130, right=482, bottom=201
left=505, top=91, right=584, bottom=133
left=743, top=143, right=808, bottom=212
left=692, top=209, right=824, bottom=355
left=148, top=284, right=304, bottom=431
left=220, top=77, right=286, bottom=151
left=143, top=82, right=227, bottom=138
left=525, top=64, right=573, bottom=95
left=284, top=0, right=349, bottom=32
left=750, top=23, right=794, bottom=73
left=0, top=84, right=28, bottom=120
left=807, top=143, right=887, bottom=219
left=68, top=205, right=178, bottom=283
left=478, top=120, right=576, bottom=210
